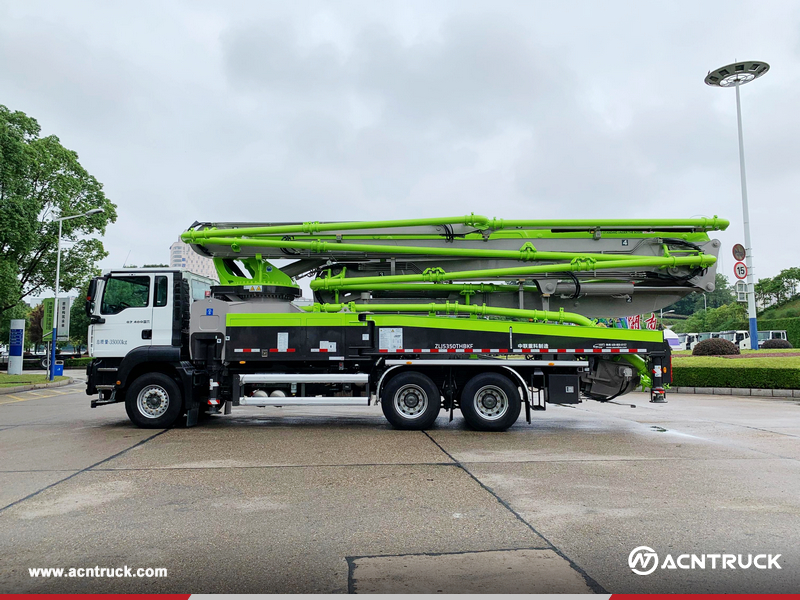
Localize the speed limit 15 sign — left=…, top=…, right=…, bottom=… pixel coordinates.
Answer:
left=734, top=261, right=748, bottom=280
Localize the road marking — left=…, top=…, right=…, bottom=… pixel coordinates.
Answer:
left=0, top=386, right=79, bottom=405
left=0, top=396, right=31, bottom=405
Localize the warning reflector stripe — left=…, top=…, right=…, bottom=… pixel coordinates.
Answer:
left=372, top=347, right=648, bottom=354
left=269, top=348, right=296, bottom=353
left=310, top=348, right=329, bottom=353
left=234, top=348, right=260, bottom=353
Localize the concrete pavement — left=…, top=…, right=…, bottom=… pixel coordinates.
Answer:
left=0, top=379, right=798, bottom=593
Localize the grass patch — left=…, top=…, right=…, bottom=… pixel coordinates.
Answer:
left=760, top=296, right=800, bottom=320
left=0, top=373, right=69, bottom=388
left=672, top=348, right=798, bottom=356
left=672, top=355, right=800, bottom=368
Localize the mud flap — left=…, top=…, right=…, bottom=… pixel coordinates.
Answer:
left=186, top=401, right=200, bottom=427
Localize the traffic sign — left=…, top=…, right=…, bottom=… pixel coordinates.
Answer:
left=732, top=244, right=746, bottom=261
left=734, top=261, right=748, bottom=280
left=42, top=298, right=55, bottom=332
left=56, top=297, right=71, bottom=341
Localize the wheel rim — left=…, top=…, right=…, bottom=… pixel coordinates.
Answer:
left=137, top=384, right=170, bottom=419
left=473, top=385, right=509, bottom=421
left=393, top=384, right=429, bottom=419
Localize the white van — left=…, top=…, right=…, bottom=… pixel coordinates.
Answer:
left=757, top=330, right=788, bottom=348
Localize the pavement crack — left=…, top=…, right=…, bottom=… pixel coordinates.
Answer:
left=420, top=430, right=606, bottom=594
left=0, top=429, right=170, bottom=515
left=90, top=461, right=457, bottom=472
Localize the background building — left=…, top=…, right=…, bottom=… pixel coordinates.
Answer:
left=169, top=240, right=218, bottom=281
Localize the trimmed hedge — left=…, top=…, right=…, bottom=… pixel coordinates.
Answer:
left=733, top=316, right=800, bottom=349
left=672, top=356, right=800, bottom=389
left=692, top=338, right=739, bottom=356
left=672, top=366, right=800, bottom=389
left=761, top=339, right=793, bottom=349
left=63, top=357, right=93, bottom=367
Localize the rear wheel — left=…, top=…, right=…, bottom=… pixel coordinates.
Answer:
left=125, top=373, right=183, bottom=429
left=460, top=372, right=521, bottom=432
left=381, top=371, right=441, bottom=430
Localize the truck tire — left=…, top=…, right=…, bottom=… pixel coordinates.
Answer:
left=125, top=373, right=183, bottom=429
left=381, top=371, right=441, bottom=430
left=460, top=372, right=521, bottom=432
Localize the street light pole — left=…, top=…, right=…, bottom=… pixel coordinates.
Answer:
left=734, top=81, right=760, bottom=351
left=49, top=219, right=62, bottom=381
left=705, top=61, right=769, bottom=350
left=48, top=208, right=105, bottom=381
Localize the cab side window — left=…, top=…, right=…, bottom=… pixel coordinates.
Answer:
left=101, top=276, right=150, bottom=314
left=190, top=279, right=212, bottom=302
left=155, top=276, right=169, bottom=307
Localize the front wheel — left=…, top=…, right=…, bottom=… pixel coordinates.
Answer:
left=460, top=372, right=521, bottom=432
left=381, top=371, right=441, bottom=430
left=125, top=373, right=183, bottom=429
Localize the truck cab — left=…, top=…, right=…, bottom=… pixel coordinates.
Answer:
left=717, top=330, right=750, bottom=350
left=677, top=332, right=699, bottom=351
left=86, top=269, right=214, bottom=419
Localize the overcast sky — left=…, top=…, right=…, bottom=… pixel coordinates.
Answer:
left=2, top=0, right=799, bottom=286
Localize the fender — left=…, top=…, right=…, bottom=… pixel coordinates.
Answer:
left=498, top=366, right=532, bottom=407
left=375, top=365, right=404, bottom=404
left=117, top=346, right=181, bottom=388
left=375, top=363, right=531, bottom=407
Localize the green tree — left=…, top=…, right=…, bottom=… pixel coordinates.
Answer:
left=0, top=301, right=29, bottom=345
left=27, top=303, right=44, bottom=349
left=781, top=267, right=800, bottom=297
left=705, top=302, right=746, bottom=331
left=69, top=288, right=90, bottom=351
left=0, top=105, right=117, bottom=319
left=673, top=302, right=747, bottom=334
left=662, top=274, right=735, bottom=316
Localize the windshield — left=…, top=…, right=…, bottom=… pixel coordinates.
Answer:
left=101, top=276, right=150, bottom=314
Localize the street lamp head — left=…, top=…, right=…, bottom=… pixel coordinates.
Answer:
left=85, top=208, right=104, bottom=216
left=705, top=61, right=769, bottom=87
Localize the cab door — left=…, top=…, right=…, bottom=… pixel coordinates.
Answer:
left=92, top=274, right=153, bottom=358
left=150, top=274, right=175, bottom=346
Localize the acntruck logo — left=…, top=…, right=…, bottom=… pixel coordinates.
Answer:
left=629, top=547, right=782, bottom=575
left=629, top=546, right=659, bottom=575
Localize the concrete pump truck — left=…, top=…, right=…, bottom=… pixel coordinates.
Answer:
left=85, top=215, right=727, bottom=431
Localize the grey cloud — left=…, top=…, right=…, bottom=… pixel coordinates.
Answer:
left=1, top=0, right=798, bottom=277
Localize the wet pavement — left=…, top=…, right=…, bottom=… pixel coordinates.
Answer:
left=1, top=376, right=798, bottom=593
